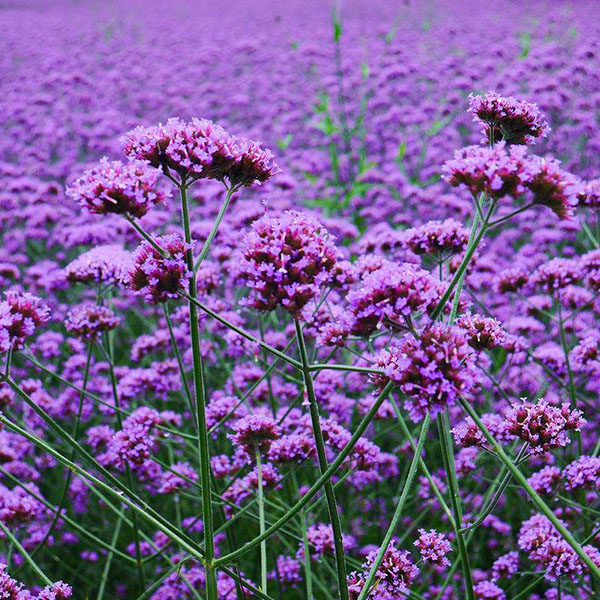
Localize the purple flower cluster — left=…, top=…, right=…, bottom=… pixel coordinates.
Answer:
left=65, top=303, right=119, bottom=341
left=414, top=529, right=452, bottom=567
left=239, top=211, right=338, bottom=315
left=372, top=324, right=477, bottom=421
left=504, top=399, right=584, bottom=454
left=347, top=262, right=445, bottom=336
left=348, top=541, right=419, bottom=600
left=442, top=142, right=580, bottom=218
left=0, top=564, right=71, bottom=599
left=403, top=218, right=470, bottom=258
left=123, top=117, right=278, bottom=187
left=0, top=291, right=50, bottom=352
left=468, top=91, right=550, bottom=145
left=67, top=158, right=167, bottom=218
left=128, top=234, right=191, bottom=303
left=229, top=414, right=281, bottom=455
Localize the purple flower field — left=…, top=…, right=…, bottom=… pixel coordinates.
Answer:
left=2, top=0, right=600, bottom=598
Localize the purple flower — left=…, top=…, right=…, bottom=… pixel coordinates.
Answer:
left=403, top=218, right=470, bottom=258
left=123, top=117, right=278, bottom=187
left=503, top=398, right=584, bottom=454
left=0, top=291, right=51, bottom=352
left=347, top=541, right=418, bottom=600
left=230, top=414, right=281, bottom=455
left=371, top=324, right=477, bottom=422
left=528, top=466, right=562, bottom=495
left=128, top=234, right=191, bottom=303
left=562, top=455, right=600, bottom=492
left=473, top=581, right=506, bottom=600
left=64, top=245, right=132, bottom=287
left=347, top=262, right=445, bottom=336
left=414, top=529, right=452, bottom=567
left=239, top=211, right=338, bottom=315
left=468, top=91, right=550, bottom=145
left=67, top=158, right=167, bottom=218
left=65, top=303, right=119, bottom=341
left=456, top=312, right=507, bottom=350
left=491, top=551, right=519, bottom=581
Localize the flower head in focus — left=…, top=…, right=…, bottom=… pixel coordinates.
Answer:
left=123, top=117, right=279, bottom=188
left=67, top=158, right=167, bottom=218
left=128, top=234, right=191, bottom=304
left=0, top=291, right=51, bottom=352
left=239, top=210, right=338, bottom=315
left=468, top=91, right=550, bottom=145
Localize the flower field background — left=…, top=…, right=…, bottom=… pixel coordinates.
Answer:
left=1, top=0, right=600, bottom=598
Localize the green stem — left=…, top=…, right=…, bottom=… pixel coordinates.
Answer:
left=181, top=291, right=302, bottom=369
left=27, top=343, right=93, bottom=563
left=357, top=414, right=431, bottom=600
left=459, top=397, right=600, bottom=581
left=437, top=412, right=475, bottom=600
left=215, top=381, right=394, bottom=567
left=97, top=513, right=124, bottom=600
left=193, top=186, right=236, bottom=272
left=104, top=329, right=146, bottom=591
left=179, top=182, right=218, bottom=600
left=126, top=216, right=168, bottom=256
left=3, top=378, right=203, bottom=557
left=256, top=446, right=268, bottom=594
left=0, top=413, right=207, bottom=563
left=301, top=510, right=314, bottom=600
left=0, top=519, right=52, bottom=585
left=294, top=318, right=349, bottom=600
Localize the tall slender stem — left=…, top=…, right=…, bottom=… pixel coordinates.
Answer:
left=459, top=397, right=600, bottom=581
left=193, top=186, right=236, bottom=272
left=179, top=182, right=218, bottom=600
left=0, top=519, right=52, bottom=585
left=256, top=445, right=268, bottom=594
left=437, top=412, right=475, bottom=600
left=294, top=318, right=349, bottom=600
left=357, top=413, right=431, bottom=600
left=215, top=381, right=394, bottom=566
left=97, top=513, right=124, bottom=600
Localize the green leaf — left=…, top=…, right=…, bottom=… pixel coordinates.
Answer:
left=276, top=134, right=293, bottom=150
left=519, top=32, right=531, bottom=58
left=426, top=115, right=452, bottom=136
left=361, top=62, right=369, bottom=80
left=396, top=142, right=407, bottom=164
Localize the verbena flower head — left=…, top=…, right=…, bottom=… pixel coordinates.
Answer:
left=531, top=258, right=581, bottom=293
left=239, top=211, right=338, bottom=315
left=403, top=218, right=470, bottom=258
left=528, top=466, right=562, bottom=495
left=521, top=154, right=581, bottom=219
left=348, top=541, right=419, bottom=600
left=442, top=142, right=527, bottom=199
left=123, top=117, right=278, bottom=187
left=230, top=414, right=281, bottom=455
left=578, top=178, right=600, bottom=208
left=442, top=143, right=579, bottom=219
left=65, top=245, right=132, bottom=287
left=371, top=324, right=477, bottom=422
left=347, top=262, right=445, bottom=336
left=473, top=581, right=506, bottom=600
left=128, top=234, right=191, bottom=304
left=414, top=529, right=451, bottom=567
left=65, top=303, right=119, bottom=341
left=503, top=398, right=584, bottom=454
left=67, top=158, right=167, bottom=218
left=456, top=312, right=507, bottom=350
left=562, top=455, right=600, bottom=491
left=468, top=91, right=550, bottom=145
left=0, top=291, right=51, bottom=352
